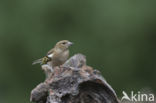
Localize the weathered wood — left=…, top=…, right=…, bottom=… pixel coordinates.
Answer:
left=30, top=54, right=119, bottom=103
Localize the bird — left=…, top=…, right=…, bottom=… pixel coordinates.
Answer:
left=32, top=40, right=73, bottom=68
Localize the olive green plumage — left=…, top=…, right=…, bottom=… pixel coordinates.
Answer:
left=32, top=40, right=73, bottom=67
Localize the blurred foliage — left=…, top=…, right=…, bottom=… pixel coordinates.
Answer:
left=0, top=0, right=156, bottom=103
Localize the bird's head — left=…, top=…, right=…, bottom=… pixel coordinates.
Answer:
left=55, top=40, right=73, bottom=51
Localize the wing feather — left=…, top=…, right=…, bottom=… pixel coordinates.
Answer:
left=47, top=48, right=55, bottom=58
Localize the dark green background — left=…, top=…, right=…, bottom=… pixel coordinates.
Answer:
left=0, top=0, right=156, bottom=103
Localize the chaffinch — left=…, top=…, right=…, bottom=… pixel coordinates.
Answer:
left=32, top=40, right=73, bottom=68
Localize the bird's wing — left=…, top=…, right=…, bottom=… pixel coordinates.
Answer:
left=47, top=48, right=55, bottom=58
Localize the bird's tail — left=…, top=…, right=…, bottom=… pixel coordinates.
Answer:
left=32, top=56, right=51, bottom=65
left=32, top=58, right=43, bottom=65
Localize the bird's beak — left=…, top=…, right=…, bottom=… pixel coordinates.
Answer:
left=68, top=42, right=73, bottom=46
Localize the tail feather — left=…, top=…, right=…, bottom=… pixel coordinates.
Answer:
left=32, top=58, right=42, bottom=65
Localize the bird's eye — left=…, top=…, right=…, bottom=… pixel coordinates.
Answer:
left=62, top=42, right=66, bottom=45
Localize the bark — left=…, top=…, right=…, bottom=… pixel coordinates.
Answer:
left=30, top=54, right=119, bottom=103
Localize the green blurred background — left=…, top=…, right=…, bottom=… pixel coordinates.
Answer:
left=0, top=0, right=156, bottom=103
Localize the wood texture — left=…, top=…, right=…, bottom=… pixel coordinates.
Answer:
left=30, top=54, right=119, bottom=103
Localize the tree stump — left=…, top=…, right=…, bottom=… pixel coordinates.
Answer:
left=30, top=54, right=119, bottom=103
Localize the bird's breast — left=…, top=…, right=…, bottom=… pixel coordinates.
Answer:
left=52, top=50, right=69, bottom=67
